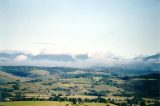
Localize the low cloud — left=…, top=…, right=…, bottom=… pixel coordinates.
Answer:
left=0, top=51, right=159, bottom=69
left=14, top=55, right=28, bottom=62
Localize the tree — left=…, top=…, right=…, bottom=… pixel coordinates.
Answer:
left=72, top=98, right=77, bottom=104
left=140, top=100, right=146, bottom=106
left=121, top=103, right=128, bottom=106
left=14, top=92, right=25, bottom=101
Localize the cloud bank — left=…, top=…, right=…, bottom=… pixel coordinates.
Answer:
left=0, top=51, right=159, bottom=68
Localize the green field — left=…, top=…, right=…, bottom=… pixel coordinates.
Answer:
left=1, top=101, right=115, bottom=106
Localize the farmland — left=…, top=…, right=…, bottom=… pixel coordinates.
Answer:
left=0, top=66, right=159, bottom=106
left=1, top=101, right=116, bottom=106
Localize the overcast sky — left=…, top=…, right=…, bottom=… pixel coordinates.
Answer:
left=0, top=0, right=159, bottom=58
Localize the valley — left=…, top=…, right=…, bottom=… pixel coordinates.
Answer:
left=0, top=66, right=159, bottom=106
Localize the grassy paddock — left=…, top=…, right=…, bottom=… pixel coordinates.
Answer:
left=2, top=101, right=71, bottom=106
left=1, top=101, right=115, bottom=106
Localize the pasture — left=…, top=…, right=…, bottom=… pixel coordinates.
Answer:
left=1, top=101, right=115, bottom=106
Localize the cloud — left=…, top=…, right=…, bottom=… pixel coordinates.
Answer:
left=75, top=54, right=89, bottom=60
left=38, top=42, right=56, bottom=45
left=32, top=54, right=74, bottom=61
left=0, top=50, right=159, bottom=69
left=34, top=42, right=57, bottom=48
left=14, top=55, right=28, bottom=62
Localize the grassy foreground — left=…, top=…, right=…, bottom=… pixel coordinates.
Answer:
left=1, top=101, right=115, bottom=106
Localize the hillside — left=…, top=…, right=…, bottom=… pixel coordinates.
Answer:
left=0, top=66, right=159, bottom=106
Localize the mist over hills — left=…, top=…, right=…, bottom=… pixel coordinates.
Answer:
left=0, top=51, right=159, bottom=72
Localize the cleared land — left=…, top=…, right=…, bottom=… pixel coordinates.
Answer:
left=1, top=101, right=115, bottom=106
left=0, top=66, right=159, bottom=106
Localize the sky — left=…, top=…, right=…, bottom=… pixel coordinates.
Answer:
left=0, top=0, right=159, bottom=58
